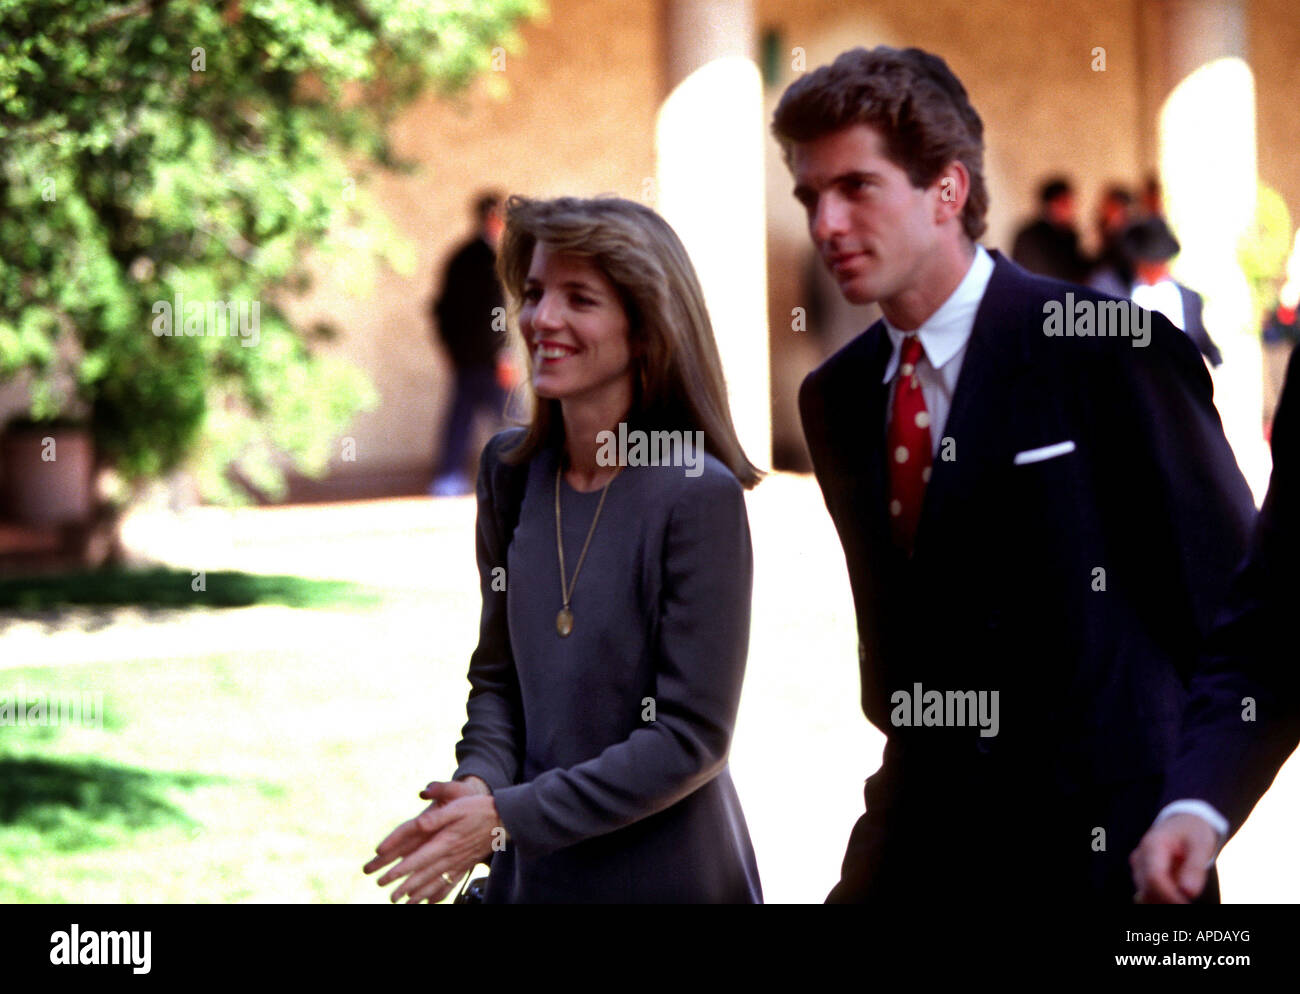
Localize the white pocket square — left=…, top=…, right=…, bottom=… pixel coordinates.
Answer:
left=1013, top=440, right=1076, bottom=465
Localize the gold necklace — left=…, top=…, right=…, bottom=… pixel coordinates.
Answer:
left=554, top=462, right=622, bottom=637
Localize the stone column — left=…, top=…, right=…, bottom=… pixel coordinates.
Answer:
left=657, top=0, right=771, bottom=467
left=1154, top=0, right=1269, bottom=498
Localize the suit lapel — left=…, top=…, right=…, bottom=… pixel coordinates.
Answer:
left=827, top=327, right=894, bottom=557
left=912, top=251, right=1034, bottom=561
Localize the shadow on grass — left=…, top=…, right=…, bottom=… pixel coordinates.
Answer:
left=0, top=754, right=223, bottom=851
left=0, top=567, right=381, bottom=613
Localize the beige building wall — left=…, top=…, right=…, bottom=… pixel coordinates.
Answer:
left=285, top=0, right=661, bottom=493
left=1251, top=0, right=1300, bottom=230
left=4, top=2, right=1298, bottom=504
left=1136, top=0, right=1300, bottom=225
left=285, top=0, right=1300, bottom=487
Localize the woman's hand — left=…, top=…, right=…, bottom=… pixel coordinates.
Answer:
left=363, top=778, right=504, bottom=904
left=362, top=779, right=486, bottom=880
left=421, top=776, right=490, bottom=803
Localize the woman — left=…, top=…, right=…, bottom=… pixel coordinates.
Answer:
left=364, top=195, right=764, bottom=903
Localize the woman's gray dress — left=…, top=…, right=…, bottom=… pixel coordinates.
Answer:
left=451, top=428, right=762, bottom=902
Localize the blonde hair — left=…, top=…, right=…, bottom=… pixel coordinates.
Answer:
left=495, top=195, right=763, bottom=489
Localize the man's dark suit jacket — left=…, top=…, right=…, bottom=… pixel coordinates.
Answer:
left=1178, top=284, right=1224, bottom=368
left=799, top=250, right=1257, bottom=903
left=1161, top=343, right=1300, bottom=832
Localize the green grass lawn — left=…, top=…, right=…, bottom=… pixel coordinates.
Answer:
left=0, top=612, right=479, bottom=903
left=0, top=567, right=383, bottom=611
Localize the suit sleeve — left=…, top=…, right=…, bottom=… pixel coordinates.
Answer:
left=1104, top=313, right=1256, bottom=654
left=1159, top=346, right=1300, bottom=832
left=489, top=470, right=754, bottom=858
left=798, top=365, right=847, bottom=523
left=451, top=434, right=526, bottom=792
left=797, top=370, right=827, bottom=493
left=1182, top=289, right=1223, bottom=367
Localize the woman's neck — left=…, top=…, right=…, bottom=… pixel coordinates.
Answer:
left=559, top=388, right=631, bottom=492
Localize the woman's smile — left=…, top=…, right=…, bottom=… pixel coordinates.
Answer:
left=534, top=339, right=579, bottom=362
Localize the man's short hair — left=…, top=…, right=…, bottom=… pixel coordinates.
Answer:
left=771, top=46, right=988, bottom=241
left=473, top=191, right=503, bottom=225
left=1039, top=177, right=1074, bottom=206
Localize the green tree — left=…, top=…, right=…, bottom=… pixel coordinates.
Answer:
left=1238, top=180, right=1293, bottom=331
left=0, top=0, right=539, bottom=511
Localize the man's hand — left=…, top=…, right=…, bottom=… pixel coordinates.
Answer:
left=1129, top=813, right=1220, bottom=903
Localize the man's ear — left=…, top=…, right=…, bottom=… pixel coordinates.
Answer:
left=932, top=160, right=970, bottom=226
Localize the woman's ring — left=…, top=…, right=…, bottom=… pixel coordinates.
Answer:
left=441, top=872, right=456, bottom=885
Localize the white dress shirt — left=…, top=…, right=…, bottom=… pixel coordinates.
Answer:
left=877, top=244, right=1229, bottom=852
left=1131, top=278, right=1186, bottom=332
left=881, top=245, right=994, bottom=456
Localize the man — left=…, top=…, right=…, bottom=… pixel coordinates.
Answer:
left=1131, top=345, right=1300, bottom=902
left=1123, top=216, right=1223, bottom=367
left=1011, top=176, right=1090, bottom=284
left=772, top=46, right=1256, bottom=903
left=1086, top=184, right=1135, bottom=297
left=1141, top=172, right=1164, bottom=219
left=430, top=191, right=511, bottom=497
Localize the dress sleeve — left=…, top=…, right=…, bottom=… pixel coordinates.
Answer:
left=489, top=468, right=754, bottom=858
left=450, top=432, right=527, bottom=792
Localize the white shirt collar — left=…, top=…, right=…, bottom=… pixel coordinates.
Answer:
left=1131, top=278, right=1185, bottom=331
left=882, top=244, right=995, bottom=383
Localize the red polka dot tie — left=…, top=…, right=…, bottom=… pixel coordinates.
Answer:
left=888, top=334, right=932, bottom=556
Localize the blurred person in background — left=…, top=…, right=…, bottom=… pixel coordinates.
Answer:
left=1086, top=183, right=1136, bottom=297
left=366, top=195, right=764, bottom=903
left=1011, top=176, right=1090, bottom=284
left=1124, top=216, right=1223, bottom=368
left=429, top=190, right=515, bottom=497
left=1140, top=172, right=1164, bottom=219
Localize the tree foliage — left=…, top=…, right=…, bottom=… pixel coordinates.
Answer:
left=0, top=0, right=538, bottom=501
left=1238, top=180, right=1294, bottom=331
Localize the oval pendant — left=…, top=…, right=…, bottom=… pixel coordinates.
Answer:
left=556, top=607, right=574, bottom=637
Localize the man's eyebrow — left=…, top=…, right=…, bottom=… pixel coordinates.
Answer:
left=833, top=169, right=883, bottom=185
left=793, top=170, right=882, bottom=201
